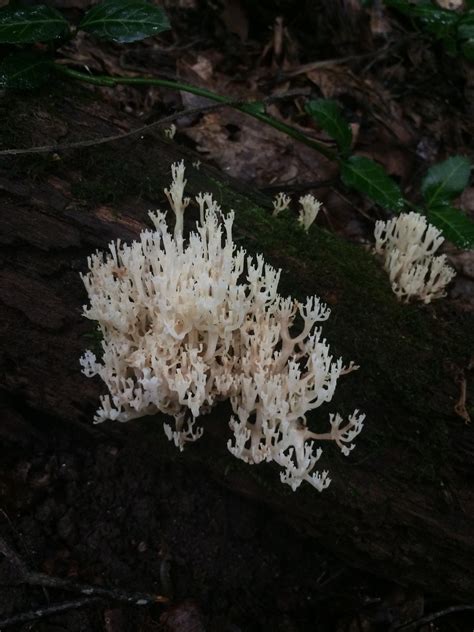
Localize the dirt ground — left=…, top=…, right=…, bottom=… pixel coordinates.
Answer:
left=1, top=0, right=474, bottom=630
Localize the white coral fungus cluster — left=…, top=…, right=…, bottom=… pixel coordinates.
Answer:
left=164, top=123, right=176, bottom=139
left=374, top=212, right=456, bottom=303
left=298, top=194, right=322, bottom=232
left=272, top=192, right=291, bottom=216
left=81, top=161, right=364, bottom=491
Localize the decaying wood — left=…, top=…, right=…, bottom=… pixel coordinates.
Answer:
left=0, top=86, right=473, bottom=602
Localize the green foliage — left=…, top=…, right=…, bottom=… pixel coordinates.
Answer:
left=341, top=156, right=405, bottom=211
left=0, top=0, right=171, bottom=87
left=458, top=13, right=474, bottom=39
left=0, top=4, right=69, bottom=43
left=420, top=156, right=473, bottom=249
left=384, top=0, right=474, bottom=59
left=421, top=156, right=471, bottom=207
left=0, top=52, right=51, bottom=89
left=428, top=204, right=474, bottom=249
left=305, top=99, right=352, bottom=156
left=79, top=0, right=170, bottom=43
left=385, top=0, right=458, bottom=30
left=0, top=0, right=170, bottom=49
left=458, top=13, right=474, bottom=59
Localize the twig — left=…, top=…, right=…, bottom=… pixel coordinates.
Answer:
left=0, top=597, right=100, bottom=628
left=454, top=373, right=470, bottom=424
left=0, top=534, right=28, bottom=577
left=23, top=570, right=169, bottom=605
left=330, top=185, right=374, bottom=221
left=261, top=179, right=336, bottom=195
left=0, top=535, right=169, bottom=607
left=275, top=40, right=400, bottom=80
left=391, top=604, right=474, bottom=631
left=52, top=64, right=337, bottom=161
left=280, top=52, right=383, bottom=78
left=0, top=89, right=311, bottom=158
left=0, top=103, right=227, bottom=157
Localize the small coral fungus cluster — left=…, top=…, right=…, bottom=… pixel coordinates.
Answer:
left=81, top=162, right=364, bottom=491
left=374, top=212, right=455, bottom=303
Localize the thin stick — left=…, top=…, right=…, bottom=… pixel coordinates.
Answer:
left=0, top=103, right=228, bottom=157
left=53, top=64, right=337, bottom=161
left=0, top=597, right=100, bottom=628
left=24, top=570, right=168, bottom=605
left=261, top=179, right=337, bottom=194
left=391, top=604, right=474, bottom=631
left=0, top=535, right=169, bottom=607
left=0, top=89, right=311, bottom=158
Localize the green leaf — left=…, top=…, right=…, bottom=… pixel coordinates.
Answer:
left=421, top=156, right=471, bottom=207
left=428, top=204, right=474, bottom=249
left=79, top=0, right=170, bottom=43
left=384, top=0, right=458, bottom=39
left=458, top=13, right=474, bottom=40
left=0, top=51, right=51, bottom=89
left=306, top=99, right=352, bottom=156
left=441, top=34, right=458, bottom=57
left=384, top=0, right=456, bottom=23
left=341, top=155, right=405, bottom=211
left=0, top=4, right=69, bottom=44
left=461, top=38, right=474, bottom=60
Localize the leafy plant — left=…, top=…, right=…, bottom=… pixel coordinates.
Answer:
left=340, top=156, right=405, bottom=212
left=306, top=98, right=472, bottom=248
left=384, top=0, right=474, bottom=60
left=0, top=0, right=170, bottom=43
left=421, top=156, right=474, bottom=248
left=79, top=0, right=170, bottom=43
left=0, top=0, right=472, bottom=248
left=0, top=4, right=69, bottom=43
left=0, top=51, right=52, bottom=89
left=305, top=99, right=352, bottom=157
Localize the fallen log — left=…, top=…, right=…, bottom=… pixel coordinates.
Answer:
left=0, top=85, right=472, bottom=603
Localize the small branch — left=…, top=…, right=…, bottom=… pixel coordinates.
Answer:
left=454, top=374, right=470, bottom=425
left=0, top=597, right=100, bottom=628
left=0, top=89, right=311, bottom=158
left=260, top=179, right=337, bottom=194
left=24, top=570, right=169, bottom=606
left=391, top=604, right=474, bottom=631
left=0, top=535, right=169, bottom=608
left=53, top=64, right=337, bottom=161
left=0, top=533, right=28, bottom=577
left=280, top=50, right=387, bottom=78
left=329, top=185, right=375, bottom=221
left=0, top=103, right=228, bottom=157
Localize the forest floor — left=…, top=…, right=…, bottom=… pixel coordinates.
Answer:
left=0, top=1, right=473, bottom=631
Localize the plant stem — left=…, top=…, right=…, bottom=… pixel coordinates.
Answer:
left=53, top=64, right=337, bottom=161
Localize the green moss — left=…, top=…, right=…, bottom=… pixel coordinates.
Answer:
left=103, top=157, right=465, bottom=481
left=82, top=326, right=104, bottom=360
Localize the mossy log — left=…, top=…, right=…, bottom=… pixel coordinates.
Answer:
left=0, top=86, right=473, bottom=601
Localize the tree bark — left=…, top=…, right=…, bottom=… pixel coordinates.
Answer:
left=0, top=86, right=472, bottom=602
